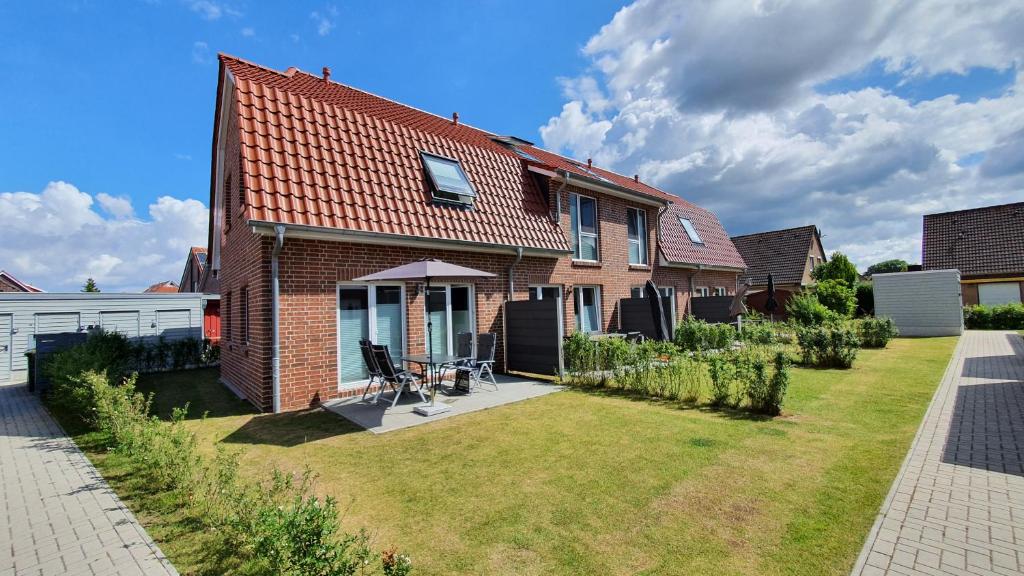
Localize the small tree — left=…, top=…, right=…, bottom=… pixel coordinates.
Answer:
left=865, top=259, right=908, bottom=276
left=815, top=279, right=857, bottom=318
left=811, top=252, right=859, bottom=286
left=82, top=278, right=101, bottom=293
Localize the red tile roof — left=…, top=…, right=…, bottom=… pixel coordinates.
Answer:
left=660, top=201, right=746, bottom=270
left=219, top=54, right=677, bottom=253
left=923, top=202, right=1024, bottom=276
left=0, top=270, right=43, bottom=292
left=144, top=281, right=180, bottom=293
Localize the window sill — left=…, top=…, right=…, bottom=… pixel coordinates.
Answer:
left=628, top=264, right=651, bottom=271
left=572, top=259, right=602, bottom=268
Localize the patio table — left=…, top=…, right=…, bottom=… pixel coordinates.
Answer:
left=400, top=354, right=468, bottom=393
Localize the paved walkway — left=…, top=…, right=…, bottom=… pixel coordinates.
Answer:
left=0, top=385, right=178, bottom=576
left=853, top=331, right=1024, bottom=576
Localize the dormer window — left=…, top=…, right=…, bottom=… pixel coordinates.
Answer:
left=421, top=152, right=476, bottom=206
left=679, top=217, right=703, bottom=245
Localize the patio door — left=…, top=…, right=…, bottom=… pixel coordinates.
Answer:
left=425, top=285, right=475, bottom=356
left=337, top=284, right=405, bottom=386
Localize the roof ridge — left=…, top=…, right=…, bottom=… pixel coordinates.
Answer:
left=731, top=224, right=817, bottom=239
left=923, top=201, right=1024, bottom=218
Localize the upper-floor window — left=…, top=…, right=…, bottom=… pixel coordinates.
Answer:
left=570, top=193, right=599, bottom=261
left=627, top=208, right=648, bottom=265
left=240, top=287, right=249, bottom=344
left=679, top=217, right=703, bottom=244
left=421, top=152, right=476, bottom=206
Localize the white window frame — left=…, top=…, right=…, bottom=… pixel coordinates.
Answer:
left=573, top=285, right=603, bottom=333
left=335, top=282, right=408, bottom=390
left=627, top=207, right=648, bottom=265
left=678, top=216, right=703, bottom=244
left=713, top=287, right=727, bottom=296
left=660, top=286, right=677, bottom=322
left=570, top=193, right=600, bottom=262
left=630, top=286, right=645, bottom=298
left=423, top=283, right=477, bottom=356
left=695, top=286, right=710, bottom=298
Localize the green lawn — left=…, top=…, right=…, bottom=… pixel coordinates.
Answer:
left=70, top=338, right=956, bottom=575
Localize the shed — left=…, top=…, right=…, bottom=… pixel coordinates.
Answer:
left=0, top=292, right=218, bottom=384
left=873, top=270, right=963, bottom=337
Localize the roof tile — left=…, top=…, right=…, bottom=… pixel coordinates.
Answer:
left=922, top=202, right=1024, bottom=275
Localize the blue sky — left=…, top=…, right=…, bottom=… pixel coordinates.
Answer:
left=1, top=1, right=1022, bottom=292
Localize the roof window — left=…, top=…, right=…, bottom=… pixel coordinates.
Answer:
left=421, top=152, right=476, bottom=206
left=679, top=217, right=704, bottom=244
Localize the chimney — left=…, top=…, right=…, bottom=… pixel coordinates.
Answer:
left=587, top=158, right=593, bottom=170
left=634, top=174, right=639, bottom=183
left=452, top=112, right=459, bottom=126
left=322, top=66, right=331, bottom=81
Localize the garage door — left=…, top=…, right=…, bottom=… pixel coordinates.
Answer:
left=34, top=313, right=81, bottom=335
left=100, top=311, right=141, bottom=338
left=156, top=309, right=193, bottom=340
left=978, top=282, right=1022, bottom=306
left=0, top=315, right=11, bottom=382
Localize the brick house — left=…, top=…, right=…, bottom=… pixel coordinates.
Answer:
left=731, top=225, right=827, bottom=318
left=0, top=271, right=43, bottom=293
left=208, top=55, right=744, bottom=412
left=923, top=202, right=1024, bottom=306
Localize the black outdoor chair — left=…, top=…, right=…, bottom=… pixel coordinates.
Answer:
left=371, top=344, right=427, bottom=408
left=440, top=331, right=474, bottom=382
left=359, top=339, right=390, bottom=402
left=455, top=333, right=498, bottom=391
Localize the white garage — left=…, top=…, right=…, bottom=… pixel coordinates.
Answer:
left=873, top=270, right=964, bottom=337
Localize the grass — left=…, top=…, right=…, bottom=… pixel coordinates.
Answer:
left=63, top=339, right=955, bottom=575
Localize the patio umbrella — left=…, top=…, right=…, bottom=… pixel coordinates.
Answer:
left=764, top=274, right=779, bottom=316
left=643, top=280, right=671, bottom=341
left=729, top=282, right=749, bottom=317
left=352, top=259, right=495, bottom=410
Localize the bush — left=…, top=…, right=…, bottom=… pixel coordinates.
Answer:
left=796, top=325, right=860, bottom=368
left=563, top=332, right=598, bottom=374
left=674, top=317, right=735, bottom=352
left=785, top=292, right=836, bottom=326
left=857, top=316, right=899, bottom=348
left=739, top=321, right=774, bottom=344
left=598, top=336, right=633, bottom=371
left=766, top=353, right=790, bottom=416
left=856, top=283, right=874, bottom=316
left=811, top=252, right=859, bottom=286
left=964, top=303, right=1024, bottom=330
left=815, top=279, right=857, bottom=318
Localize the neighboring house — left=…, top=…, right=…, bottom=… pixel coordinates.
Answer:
left=731, top=225, right=827, bottom=318
left=208, top=54, right=744, bottom=412
left=177, top=247, right=221, bottom=342
left=179, top=247, right=209, bottom=293
left=0, top=270, right=43, bottom=293
left=144, top=281, right=180, bottom=293
left=922, top=202, right=1024, bottom=306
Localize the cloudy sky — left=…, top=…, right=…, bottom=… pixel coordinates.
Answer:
left=1, top=0, right=1021, bottom=291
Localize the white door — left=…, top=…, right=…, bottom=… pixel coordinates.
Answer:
left=156, top=309, right=193, bottom=341
left=0, top=315, right=11, bottom=383
left=337, top=284, right=405, bottom=386
left=425, top=285, right=475, bottom=356
left=978, top=282, right=1021, bottom=306
left=100, top=311, right=141, bottom=339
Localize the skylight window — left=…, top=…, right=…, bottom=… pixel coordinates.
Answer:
left=511, top=147, right=539, bottom=161
left=679, top=217, right=703, bottom=244
left=421, top=152, right=476, bottom=206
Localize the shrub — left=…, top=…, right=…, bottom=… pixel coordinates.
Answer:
left=796, top=325, right=860, bottom=368
left=708, top=355, right=734, bottom=407
left=964, top=303, right=1024, bottom=330
left=857, top=316, right=899, bottom=348
left=739, top=321, right=774, bottom=344
left=598, top=336, right=633, bottom=371
left=866, top=259, right=909, bottom=276
left=766, top=353, right=790, bottom=416
left=745, top=357, right=770, bottom=412
left=674, top=317, right=735, bottom=352
left=856, top=283, right=874, bottom=316
left=785, top=292, right=836, bottom=326
left=382, top=549, right=414, bottom=576
left=811, top=252, right=859, bottom=286
left=563, top=332, right=598, bottom=374
left=815, top=279, right=857, bottom=318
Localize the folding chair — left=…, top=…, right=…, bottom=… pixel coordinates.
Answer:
left=455, top=333, right=498, bottom=391
left=359, top=339, right=389, bottom=402
left=371, top=344, right=427, bottom=407
left=441, top=331, right=474, bottom=382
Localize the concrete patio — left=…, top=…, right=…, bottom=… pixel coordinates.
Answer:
left=323, top=374, right=562, bottom=434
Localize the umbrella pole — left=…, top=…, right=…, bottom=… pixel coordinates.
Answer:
left=426, top=276, right=436, bottom=406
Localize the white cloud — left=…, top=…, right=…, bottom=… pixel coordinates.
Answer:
left=310, top=6, right=337, bottom=36
left=541, top=0, right=1024, bottom=269
left=191, top=40, right=211, bottom=64
left=0, top=182, right=208, bottom=292
left=186, top=0, right=239, bottom=20
left=241, top=26, right=255, bottom=37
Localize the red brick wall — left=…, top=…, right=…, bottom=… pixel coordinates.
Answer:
left=0, top=276, right=26, bottom=292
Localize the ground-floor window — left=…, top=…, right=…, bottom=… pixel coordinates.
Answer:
left=714, top=287, right=727, bottom=296
left=978, top=282, right=1021, bottom=306
left=338, top=284, right=405, bottom=385
left=425, top=285, right=475, bottom=356
left=574, top=285, right=602, bottom=333
left=630, top=285, right=676, bottom=321
left=695, top=286, right=709, bottom=297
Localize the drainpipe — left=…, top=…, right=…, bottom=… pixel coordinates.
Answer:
left=271, top=224, right=286, bottom=413
left=507, top=246, right=524, bottom=300
left=552, top=172, right=569, bottom=223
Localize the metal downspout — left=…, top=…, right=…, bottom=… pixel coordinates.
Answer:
left=507, top=246, right=524, bottom=300
left=553, top=172, right=569, bottom=223
left=271, top=224, right=286, bottom=413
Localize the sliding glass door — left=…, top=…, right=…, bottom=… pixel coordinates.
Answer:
left=337, top=284, right=405, bottom=386
left=424, top=285, right=475, bottom=356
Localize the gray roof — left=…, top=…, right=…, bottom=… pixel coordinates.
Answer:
left=731, top=225, right=820, bottom=286
left=922, top=202, right=1024, bottom=276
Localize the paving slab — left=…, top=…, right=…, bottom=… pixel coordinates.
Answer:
left=0, top=384, right=177, bottom=576
left=852, top=331, right=1024, bottom=576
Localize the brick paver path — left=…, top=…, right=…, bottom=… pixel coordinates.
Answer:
left=0, top=385, right=177, bottom=576
left=852, top=331, right=1024, bottom=576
